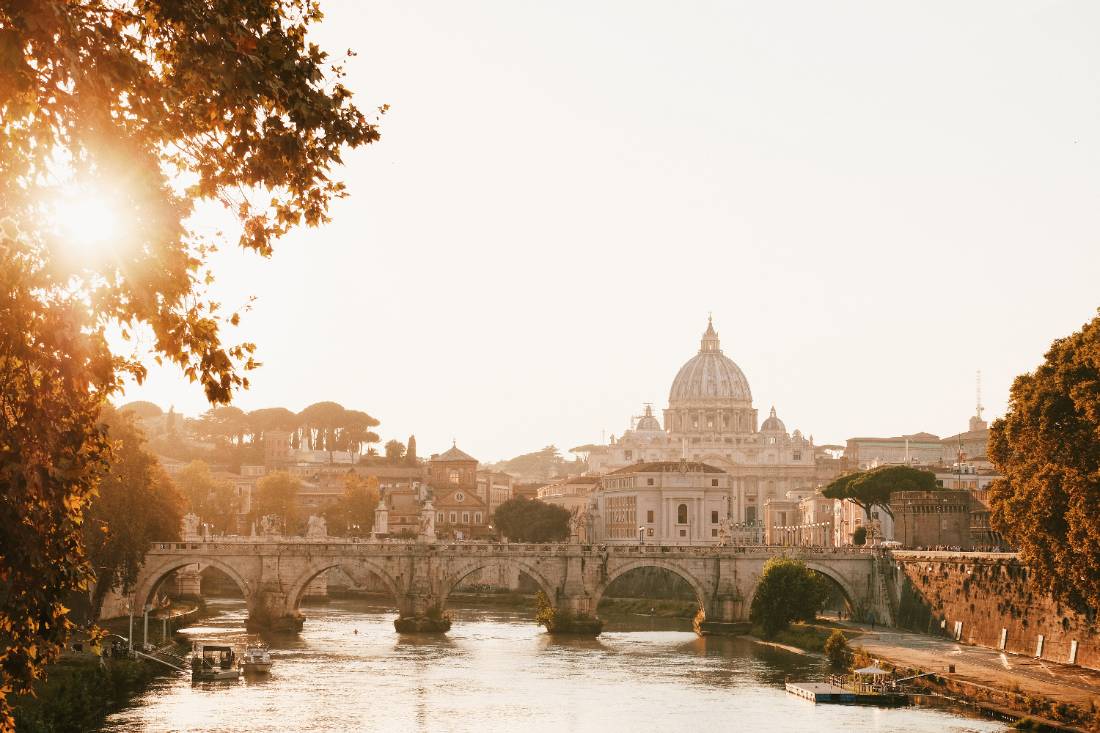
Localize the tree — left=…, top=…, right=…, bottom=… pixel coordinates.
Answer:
left=989, top=311, right=1100, bottom=614
left=491, top=498, right=571, bottom=543
left=82, top=409, right=184, bottom=622
left=174, top=460, right=238, bottom=534
left=1, top=0, right=376, bottom=720
left=749, top=557, right=830, bottom=637
left=851, top=526, right=868, bottom=546
left=324, top=474, right=379, bottom=536
left=406, top=435, right=418, bottom=465
left=245, top=407, right=298, bottom=444
left=824, top=629, right=850, bottom=668
left=117, top=401, right=164, bottom=420
left=384, top=439, right=406, bottom=463
left=822, top=465, right=938, bottom=521
left=252, top=472, right=302, bottom=535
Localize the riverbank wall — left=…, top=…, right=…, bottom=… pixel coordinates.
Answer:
left=889, top=552, right=1100, bottom=671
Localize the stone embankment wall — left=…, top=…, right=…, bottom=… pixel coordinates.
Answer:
left=892, top=552, right=1100, bottom=670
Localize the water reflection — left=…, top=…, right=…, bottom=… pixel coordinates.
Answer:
left=103, top=598, right=1006, bottom=733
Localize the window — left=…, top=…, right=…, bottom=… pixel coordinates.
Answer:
left=647, top=527, right=654, bottom=537
left=646, top=510, right=654, bottom=523
left=711, top=479, right=719, bottom=487
left=711, top=510, right=719, bottom=524
left=455, top=491, right=464, bottom=502
left=677, top=503, right=688, bottom=524
left=462, top=511, right=470, bottom=524
left=624, top=450, right=633, bottom=460
left=745, top=506, right=757, bottom=524
left=449, top=511, right=457, bottom=523
left=712, top=528, right=718, bottom=537
left=793, top=450, right=802, bottom=461
left=646, top=478, right=654, bottom=486
left=449, top=470, right=460, bottom=484
left=475, top=512, right=482, bottom=524
left=437, top=512, right=444, bottom=523
left=679, top=529, right=687, bottom=537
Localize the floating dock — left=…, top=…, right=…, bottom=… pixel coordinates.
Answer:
left=785, top=682, right=908, bottom=706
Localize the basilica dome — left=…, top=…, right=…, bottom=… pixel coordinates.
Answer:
left=760, top=406, right=786, bottom=433
left=668, top=318, right=752, bottom=405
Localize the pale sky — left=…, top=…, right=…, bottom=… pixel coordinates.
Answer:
left=120, top=0, right=1100, bottom=462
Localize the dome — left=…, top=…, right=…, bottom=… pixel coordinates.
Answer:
left=760, top=406, right=786, bottom=433
left=668, top=317, right=752, bottom=404
left=634, top=404, right=662, bottom=432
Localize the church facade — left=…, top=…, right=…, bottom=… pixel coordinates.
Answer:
left=587, top=318, right=840, bottom=528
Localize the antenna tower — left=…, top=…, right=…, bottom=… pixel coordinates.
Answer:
left=975, top=370, right=984, bottom=421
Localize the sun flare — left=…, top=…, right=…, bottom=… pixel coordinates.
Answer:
left=56, top=192, right=122, bottom=252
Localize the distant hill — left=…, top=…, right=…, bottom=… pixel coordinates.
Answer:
left=486, top=445, right=587, bottom=483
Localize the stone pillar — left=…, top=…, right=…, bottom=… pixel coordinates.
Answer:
left=373, top=503, right=389, bottom=538
left=175, top=564, right=202, bottom=599
left=393, top=551, right=449, bottom=633
left=247, top=555, right=302, bottom=632
left=698, top=558, right=748, bottom=635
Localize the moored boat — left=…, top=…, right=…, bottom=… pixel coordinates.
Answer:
left=191, top=644, right=241, bottom=681
left=242, top=644, right=273, bottom=674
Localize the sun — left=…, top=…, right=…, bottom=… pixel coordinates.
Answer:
left=58, top=193, right=121, bottom=251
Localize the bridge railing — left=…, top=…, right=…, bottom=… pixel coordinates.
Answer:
left=148, top=538, right=880, bottom=558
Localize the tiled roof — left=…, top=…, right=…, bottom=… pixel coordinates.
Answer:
left=433, top=445, right=478, bottom=463
left=608, top=461, right=724, bottom=475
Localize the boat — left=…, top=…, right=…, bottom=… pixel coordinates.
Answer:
left=191, top=644, right=241, bottom=681
left=242, top=644, right=273, bottom=674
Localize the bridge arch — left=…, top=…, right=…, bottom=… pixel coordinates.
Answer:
left=590, top=559, right=709, bottom=613
left=439, top=558, right=559, bottom=609
left=741, top=559, right=861, bottom=620
left=133, top=556, right=254, bottom=610
left=286, top=557, right=404, bottom=611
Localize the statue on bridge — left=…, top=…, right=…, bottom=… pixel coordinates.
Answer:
left=418, top=500, right=436, bottom=542
left=181, top=513, right=201, bottom=541
left=373, top=502, right=389, bottom=539
left=259, top=514, right=281, bottom=537
left=306, top=514, right=328, bottom=539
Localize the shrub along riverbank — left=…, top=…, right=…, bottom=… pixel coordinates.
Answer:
left=12, top=655, right=162, bottom=733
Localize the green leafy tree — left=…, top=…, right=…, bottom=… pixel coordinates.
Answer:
left=749, top=557, right=830, bottom=637
left=989, top=311, right=1100, bottom=613
left=822, top=465, right=938, bottom=522
left=245, top=407, right=298, bottom=445
left=252, top=472, right=302, bottom=535
left=492, top=498, right=571, bottom=543
left=824, top=629, right=850, bottom=668
left=175, top=460, right=238, bottom=533
left=82, top=409, right=185, bottom=622
left=324, top=474, right=380, bottom=536
left=0, top=0, right=376, bottom=721
left=851, top=526, right=868, bottom=546
left=384, top=439, right=406, bottom=463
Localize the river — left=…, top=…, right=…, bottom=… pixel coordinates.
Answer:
left=102, top=597, right=1007, bottom=733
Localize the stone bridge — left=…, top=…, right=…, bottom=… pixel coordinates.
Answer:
left=133, top=540, right=894, bottom=634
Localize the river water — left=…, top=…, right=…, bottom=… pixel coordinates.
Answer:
left=103, top=598, right=1006, bottom=733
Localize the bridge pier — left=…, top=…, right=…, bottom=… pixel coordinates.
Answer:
left=394, top=558, right=451, bottom=633
left=248, top=590, right=303, bottom=632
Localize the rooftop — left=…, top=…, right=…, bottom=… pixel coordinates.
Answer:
left=607, top=460, right=724, bottom=475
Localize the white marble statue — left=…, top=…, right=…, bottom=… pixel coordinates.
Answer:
left=181, top=512, right=201, bottom=541
left=306, top=514, right=327, bottom=539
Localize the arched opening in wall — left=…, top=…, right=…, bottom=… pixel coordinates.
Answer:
left=596, top=565, right=704, bottom=630
left=440, top=562, right=556, bottom=625
left=292, top=563, right=401, bottom=627
left=135, top=560, right=251, bottom=644
left=808, top=570, right=855, bottom=621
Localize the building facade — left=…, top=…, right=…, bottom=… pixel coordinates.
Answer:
left=586, top=318, right=839, bottom=522
left=592, top=461, right=732, bottom=545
